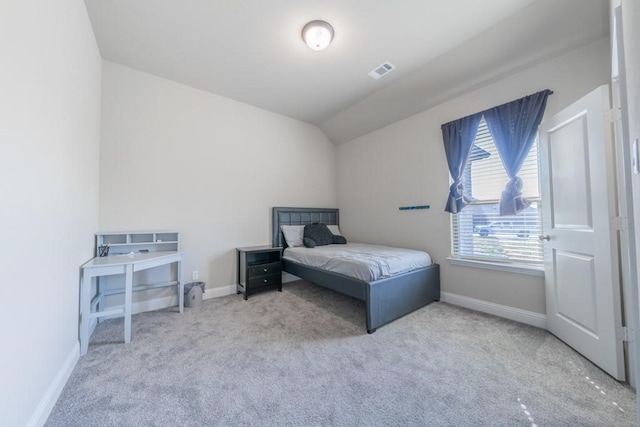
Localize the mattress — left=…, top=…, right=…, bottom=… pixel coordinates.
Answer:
left=283, top=243, right=432, bottom=282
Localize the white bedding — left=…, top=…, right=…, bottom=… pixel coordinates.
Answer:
left=283, top=243, right=432, bottom=282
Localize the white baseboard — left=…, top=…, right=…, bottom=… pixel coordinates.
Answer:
left=282, top=272, right=300, bottom=283
left=27, top=342, right=79, bottom=427
left=99, top=295, right=177, bottom=320
left=99, top=285, right=238, bottom=319
left=440, top=291, right=547, bottom=329
left=134, top=295, right=180, bottom=314
left=155, top=284, right=236, bottom=304
left=203, top=284, right=236, bottom=300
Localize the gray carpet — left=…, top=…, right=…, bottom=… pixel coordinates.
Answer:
left=47, top=280, right=637, bottom=426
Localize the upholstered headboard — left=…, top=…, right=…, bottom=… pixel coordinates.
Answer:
left=272, top=207, right=339, bottom=248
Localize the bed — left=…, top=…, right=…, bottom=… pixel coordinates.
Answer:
left=272, top=207, right=440, bottom=333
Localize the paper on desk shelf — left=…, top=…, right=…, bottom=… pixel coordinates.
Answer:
left=112, top=252, right=136, bottom=257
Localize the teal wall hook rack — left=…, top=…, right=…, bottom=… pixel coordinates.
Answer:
left=398, top=205, right=430, bottom=211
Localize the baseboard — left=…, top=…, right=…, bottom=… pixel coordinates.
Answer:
left=131, top=288, right=546, bottom=329
left=135, top=295, right=181, bottom=314
left=440, top=292, right=547, bottom=329
left=203, top=284, right=236, bottom=300
left=134, top=285, right=237, bottom=311
left=282, top=272, right=300, bottom=283
left=98, top=295, right=176, bottom=319
left=27, top=342, right=79, bottom=427
left=99, top=285, right=237, bottom=319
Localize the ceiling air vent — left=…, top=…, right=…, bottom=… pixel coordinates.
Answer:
left=368, top=61, right=396, bottom=80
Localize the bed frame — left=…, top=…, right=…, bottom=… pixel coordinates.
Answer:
left=272, top=207, right=440, bottom=333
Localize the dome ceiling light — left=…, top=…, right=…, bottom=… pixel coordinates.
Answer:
left=301, top=20, right=334, bottom=51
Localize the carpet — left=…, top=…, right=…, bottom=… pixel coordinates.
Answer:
left=46, top=280, right=637, bottom=426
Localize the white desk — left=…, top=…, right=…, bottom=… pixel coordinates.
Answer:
left=80, top=251, right=184, bottom=355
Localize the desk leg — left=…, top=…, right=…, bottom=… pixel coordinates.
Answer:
left=80, top=273, right=91, bottom=356
left=178, top=259, right=184, bottom=313
left=124, top=264, right=133, bottom=344
left=96, top=276, right=102, bottom=324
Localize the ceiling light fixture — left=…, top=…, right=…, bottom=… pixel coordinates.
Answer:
left=301, top=20, right=334, bottom=51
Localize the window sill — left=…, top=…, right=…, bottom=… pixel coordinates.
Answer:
left=447, top=257, right=544, bottom=277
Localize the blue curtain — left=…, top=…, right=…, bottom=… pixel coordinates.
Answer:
left=483, top=89, right=552, bottom=215
left=442, top=113, right=483, bottom=213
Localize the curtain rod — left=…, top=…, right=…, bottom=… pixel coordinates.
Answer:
left=442, top=89, right=554, bottom=127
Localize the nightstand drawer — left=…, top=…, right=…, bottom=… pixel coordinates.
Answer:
left=248, top=261, right=281, bottom=278
left=247, top=274, right=281, bottom=290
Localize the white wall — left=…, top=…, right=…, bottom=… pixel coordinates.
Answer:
left=0, top=1, right=102, bottom=425
left=337, top=38, right=610, bottom=315
left=99, top=61, right=336, bottom=298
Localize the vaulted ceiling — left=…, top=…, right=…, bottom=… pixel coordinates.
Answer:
left=84, top=0, right=609, bottom=144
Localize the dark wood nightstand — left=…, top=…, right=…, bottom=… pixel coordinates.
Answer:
left=236, top=245, right=283, bottom=300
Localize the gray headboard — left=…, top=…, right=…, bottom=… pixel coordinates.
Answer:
left=272, top=207, right=339, bottom=248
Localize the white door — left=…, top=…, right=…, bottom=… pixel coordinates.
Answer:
left=539, top=85, right=625, bottom=380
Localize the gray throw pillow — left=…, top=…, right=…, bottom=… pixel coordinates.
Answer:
left=303, top=223, right=335, bottom=247
left=333, top=235, right=347, bottom=244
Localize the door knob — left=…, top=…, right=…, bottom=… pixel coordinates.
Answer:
left=538, top=235, right=551, bottom=242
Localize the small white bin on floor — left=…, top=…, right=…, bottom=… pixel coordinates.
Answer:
left=184, top=282, right=205, bottom=308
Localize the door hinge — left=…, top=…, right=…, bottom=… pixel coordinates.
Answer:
left=610, top=216, right=628, bottom=231
left=605, top=108, right=622, bottom=123
left=617, top=326, right=633, bottom=343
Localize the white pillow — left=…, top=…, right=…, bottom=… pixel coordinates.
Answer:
left=327, top=224, right=342, bottom=236
left=281, top=225, right=304, bottom=247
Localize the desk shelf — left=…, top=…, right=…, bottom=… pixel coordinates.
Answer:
left=97, top=231, right=180, bottom=253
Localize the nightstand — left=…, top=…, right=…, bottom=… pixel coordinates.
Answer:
left=236, top=245, right=283, bottom=300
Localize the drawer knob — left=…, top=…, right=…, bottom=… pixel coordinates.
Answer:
left=263, top=279, right=268, bottom=283
left=263, top=268, right=268, bottom=272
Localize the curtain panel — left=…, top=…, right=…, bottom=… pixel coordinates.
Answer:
left=483, top=89, right=552, bottom=215
left=441, top=113, right=483, bottom=213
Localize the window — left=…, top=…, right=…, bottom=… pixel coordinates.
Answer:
left=451, top=117, right=543, bottom=265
